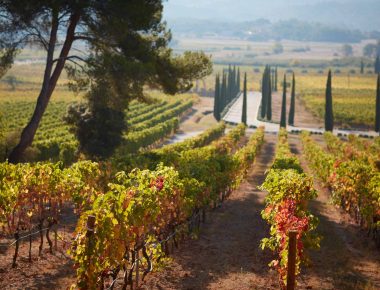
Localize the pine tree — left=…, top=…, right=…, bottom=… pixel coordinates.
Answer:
left=375, top=56, right=380, bottom=74
left=214, top=74, right=221, bottom=121
left=280, top=74, right=287, bottom=128
left=261, top=66, right=268, bottom=119
left=360, top=59, right=364, bottom=74
left=288, top=73, right=296, bottom=126
left=325, top=70, right=334, bottom=132
left=242, top=73, right=247, bottom=125
left=266, top=66, right=272, bottom=120
left=376, top=73, right=380, bottom=132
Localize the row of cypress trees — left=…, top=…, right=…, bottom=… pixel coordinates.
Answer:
left=214, top=65, right=241, bottom=121
left=261, top=66, right=280, bottom=121
left=279, top=73, right=296, bottom=128
left=217, top=67, right=380, bottom=134
left=278, top=73, right=296, bottom=128
left=260, top=66, right=272, bottom=120
left=271, top=66, right=278, bottom=92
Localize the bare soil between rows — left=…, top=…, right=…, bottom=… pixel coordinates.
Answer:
left=141, top=133, right=279, bottom=290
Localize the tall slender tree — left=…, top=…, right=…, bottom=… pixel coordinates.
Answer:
left=214, top=74, right=221, bottom=121
left=266, top=67, right=272, bottom=120
left=227, top=65, right=233, bottom=102
left=221, top=73, right=227, bottom=114
left=360, top=59, right=364, bottom=74
left=274, top=66, right=278, bottom=92
left=233, top=65, right=237, bottom=95
left=280, top=74, right=287, bottom=128
left=375, top=56, right=380, bottom=74
left=242, top=73, right=247, bottom=125
left=1, top=1, right=212, bottom=162
left=237, top=68, right=241, bottom=92
left=376, top=73, right=380, bottom=132
left=288, top=73, right=296, bottom=126
left=325, top=70, right=334, bottom=132
left=261, top=66, right=268, bottom=119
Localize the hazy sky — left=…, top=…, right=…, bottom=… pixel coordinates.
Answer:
left=163, top=0, right=380, bottom=31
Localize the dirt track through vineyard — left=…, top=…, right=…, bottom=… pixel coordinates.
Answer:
left=288, top=134, right=380, bottom=290
left=142, top=133, right=279, bottom=290
left=143, top=133, right=380, bottom=290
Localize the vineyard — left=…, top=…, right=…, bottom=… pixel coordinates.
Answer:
left=0, top=10, right=380, bottom=289
left=0, top=94, right=195, bottom=163
left=1, top=114, right=380, bottom=289
left=297, top=75, right=377, bottom=129
left=0, top=122, right=267, bottom=288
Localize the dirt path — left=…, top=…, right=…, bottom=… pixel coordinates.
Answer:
left=142, top=133, right=279, bottom=290
left=288, top=134, right=380, bottom=290
left=163, top=96, right=218, bottom=146
left=270, top=93, right=323, bottom=129
left=178, top=96, right=217, bottom=133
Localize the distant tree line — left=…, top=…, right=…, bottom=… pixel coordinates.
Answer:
left=363, top=40, right=380, bottom=58
left=170, top=18, right=376, bottom=43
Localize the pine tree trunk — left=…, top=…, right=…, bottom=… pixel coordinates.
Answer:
left=8, top=12, right=80, bottom=163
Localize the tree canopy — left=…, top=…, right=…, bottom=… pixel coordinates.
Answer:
left=0, top=0, right=212, bottom=161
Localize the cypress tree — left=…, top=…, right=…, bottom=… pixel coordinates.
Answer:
left=233, top=65, right=237, bottom=95
left=280, top=74, right=287, bottom=128
left=237, top=68, right=241, bottom=93
left=228, top=65, right=233, bottom=102
left=214, top=74, right=221, bottom=121
left=360, top=59, right=364, bottom=74
left=221, top=73, right=227, bottom=113
left=271, top=68, right=274, bottom=91
left=375, top=56, right=380, bottom=74
left=242, top=72, right=247, bottom=125
left=261, top=66, right=268, bottom=119
left=266, top=67, right=272, bottom=120
left=288, top=73, right=296, bottom=126
left=376, top=73, right=380, bottom=132
left=274, top=66, right=278, bottom=92
left=325, top=70, right=334, bottom=132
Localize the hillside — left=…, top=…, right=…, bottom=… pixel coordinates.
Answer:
left=164, top=0, right=380, bottom=31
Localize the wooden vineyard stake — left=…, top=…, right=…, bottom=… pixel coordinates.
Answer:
left=135, top=250, right=140, bottom=289
left=86, top=215, right=96, bottom=235
left=12, top=230, right=20, bottom=268
left=286, top=230, right=297, bottom=290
